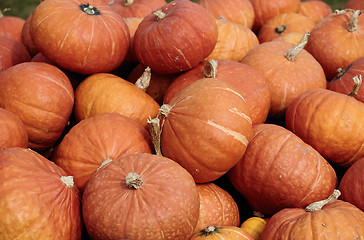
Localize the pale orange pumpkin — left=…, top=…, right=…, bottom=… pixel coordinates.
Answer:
left=299, top=0, right=333, bottom=25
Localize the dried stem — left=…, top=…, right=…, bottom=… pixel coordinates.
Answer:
left=305, top=189, right=341, bottom=212
left=154, top=10, right=166, bottom=21
left=348, top=75, right=362, bottom=97
left=285, top=31, right=310, bottom=62
left=147, top=117, right=162, bottom=156
left=97, top=158, right=113, bottom=171
left=125, top=172, right=143, bottom=189
left=60, top=176, right=74, bottom=189
left=347, top=10, right=361, bottom=32
left=122, top=0, right=134, bottom=6
left=275, top=25, right=286, bottom=34
left=203, top=60, right=218, bottom=78
left=134, top=66, right=151, bottom=91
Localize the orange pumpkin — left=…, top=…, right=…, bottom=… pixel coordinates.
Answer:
left=106, top=0, right=167, bottom=18
left=123, top=17, right=143, bottom=63
left=285, top=75, right=364, bottom=167
left=20, top=14, right=39, bottom=57
left=82, top=153, right=200, bottom=240
left=272, top=32, right=304, bottom=45
left=190, top=226, right=254, bottom=240
left=0, top=35, right=31, bottom=73
left=344, top=0, right=364, bottom=10
left=228, top=124, right=337, bottom=216
left=299, top=0, right=333, bottom=25
left=198, top=0, right=255, bottom=29
left=0, top=108, right=28, bottom=149
left=0, top=11, right=25, bottom=42
left=0, top=147, right=82, bottom=240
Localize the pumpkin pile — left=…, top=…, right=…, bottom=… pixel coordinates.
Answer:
left=0, top=0, right=363, bottom=239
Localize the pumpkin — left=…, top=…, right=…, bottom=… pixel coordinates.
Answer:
left=164, top=59, right=270, bottom=125
left=82, top=153, right=200, bottom=240
left=228, top=124, right=338, bottom=216
left=52, top=113, right=152, bottom=192
left=257, top=13, right=315, bottom=43
left=195, top=183, right=240, bottom=233
left=305, top=9, right=364, bottom=79
left=206, top=18, right=259, bottom=62
left=149, top=78, right=253, bottom=183
left=0, top=35, right=31, bottom=73
left=260, top=190, right=364, bottom=240
left=249, top=0, right=301, bottom=32
left=0, top=108, right=28, bottom=149
left=299, top=0, right=332, bottom=25
left=241, top=31, right=327, bottom=117
left=29, top=0, right=130, bottom=75
left=271, top=32, right=304, bottom=45
left=0, top=62, right=74, bottom=151
left=74, top=71, right=160, bottom=128
left=240, top=217, right=266, bottom=240
left=123, top=17, right=143, bottom=63
left=285, top=75, right=364, bottom=167
left=338, top=158, right=364, bottom=211
left=133, top=0, right=218, bottom=74
left=106, top=0, right=167, bottom=18
left=198, top=0, right=255, bottom=29
left=0, top=11, right=25, bottom=42
left=21, top=14, right=39, bottom=57
left=190, top=226, right=254, bottom=240
left=327, top=56, right=364, bottom=103
left=0, top=147, right=82, bottom=240
left=344, top=0, right=364, bottom=10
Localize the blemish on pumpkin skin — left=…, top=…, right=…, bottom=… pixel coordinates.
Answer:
left=206, top=120, right=249, bottom=146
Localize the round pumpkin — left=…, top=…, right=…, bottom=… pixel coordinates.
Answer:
left=190, top=226, right=254, bottom=240
left=241, top=32, right=327, bottom=117
left=0, top=11, right=25, bottom=42
left=74, top=72, right=160, bottom=128
left=271, top=32, right=305, bottom=45
left=0, top=147, right=82, bottom=240
left=338, top=158, right=364, bottom=211
left=228, top=124, right=338, bottom=216
left=257, top=13, right=315, bottom=43
left=0, top=62, right=74, bottom=151
left=260, top=192, right=364, bottom=239
left=305, top=9, right=364, bottom=79
left=52, top=113, right=153, bottom=192
left=285, top=75, right=364, bottom=167
left=0, top=35, right=31, bottom=73
left=327, top=56, right=364, bottom=104
left=195, top=182, right=240, bottom=233
left=198, top=0, right=255, bottom=29
left=133, top=0, right=218, bottom=74
left=153, top=78, right=253, bottom=183
left=21, top=14, right=39, bottom=57
left=106, top=0, right=167, bottom=18
left=0, top=108, right=28, bottom=149
left=240, top=217, right=266, bottom=240
left=299, top=0, right=332, bottom=25
left=29, top=0, right=130, bottom=75
left=164, top=59, right=271, bottom=125
left=82, top=153, right=200, bottom=240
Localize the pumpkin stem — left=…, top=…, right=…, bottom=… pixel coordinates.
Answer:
left=147, top=116, right=163, bottom=155
left=60, top=176, right=74, bottom=189
left=347, top=10, right=361, bottom=32
left=336, top=67, right=346, bottom=77
left=159, top=104, right=171, bottom=119
left=284, top=31, right=310, bottom=62
left=154, top=10, right=166, bottom=21
left=122, top=0, right=134, bottom=6
left=348, top=75, right=362, bottom=97
left=198, top=226, right=220, bottom=236
left=253, top=210, right=266, bottom=218
left=97, top=158, right=113, bottom=171
left=203, top=60, right=218, bottom=78
left=305, top=189, right=341, bottom=212
left=0, top=8, right=11, bottom=17
left=125, top=172, right=143, bottom=189
left=80, top=3, right=101, bottom=15
left=135, top=66, right=151, bottom=91
left=275, top=25, right=287, bottom=34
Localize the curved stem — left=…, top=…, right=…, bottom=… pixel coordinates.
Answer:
left=348, top=75, right=362, bottom=97
left=135, top=66, right=151, bottom=91
left=347, top=10, right=361, bottom=32
left=305, top=189, right=341, bottom=212
left=284, top=31, right=310, bottom=62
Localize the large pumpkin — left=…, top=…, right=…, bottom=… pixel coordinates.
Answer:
left=0, top=108, right=28, bottom=149
left=82, top=153, right=200, bottom=240
left=285, top=75, right=364, bottom=167
left=0, top=62, right=74, bottom=151
left=228, top=124, right=337, bottom=216
left=0, top=147, right=82, bottom=240
left=106, top=0, right=167, bottom=18
left=52, top=113, right=153, bottom=192
left=152, top=78, right=253, bottom=183
left=0, top=35, right=31, bottom=73
left=29, top=0, right=130, bottom=75
left=133, top=0, right=218, bottom=74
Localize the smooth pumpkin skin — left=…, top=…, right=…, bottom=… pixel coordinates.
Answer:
left=133, top=0, right=218, bottom=74
left=0, top=108, right=28, bottom=149
left=0, top=147, right=82, bottom=240
left=241, top=40, right=327, bottom=117
left=228, top=124, right=337, bottom=216
left=195, top=183, right=240, bottom=233
left=0, top=15, right=25, bottom=42
left=339, top=158, right=364, bottom=211
left=161, top=78, right=253, bottom=183
left=82, top=153, right=200, bottom=240
left=191, top=226, right=254, bottom=240
left=74, top=72, right=160, bottom=128
left=258, top=13, right=316, bottom=43
left=285, top=88, right=364, bottom=167
left=29, top=0, right=130, bottom=75
left=52, top=113, right=153, bottom=192
left=240, top=217, right=266, bottom=240
left=21, top=14, right=39, bottom=57
left=327, top=56, right=364, bottom=104
left=344, top=0, right=364, bottom=10
left=299, top=0, right=332, bottom=25
left=107, top=0, right=167, bottom=18
left=0, top=35, right=31, bottom=73
left=260, top=200, right=364, bottom=240
left=305, top=11, right=364, bottom=79
left=164, top=59, right=271, bottom=125
left=198, top=0, right=255, bottom=29
left=0, top=62, right=74, bottom=151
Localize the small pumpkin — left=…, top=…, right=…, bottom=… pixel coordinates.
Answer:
left=0, top=108, right=28, bottom=149
left=240, top=217, right=266, bottom=240
left=133, top=0, right=218, bottom=74
left=82, top=153, right=200, bottom=240
left=106, top=0, right=167, bottom=18
left=0, top=11, right=25, bottom=42
left=190, top=226, right=254, bottom=240
left=299, top=0, right=333, bottom=25
left=0, top=35, right=31, bottom=73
